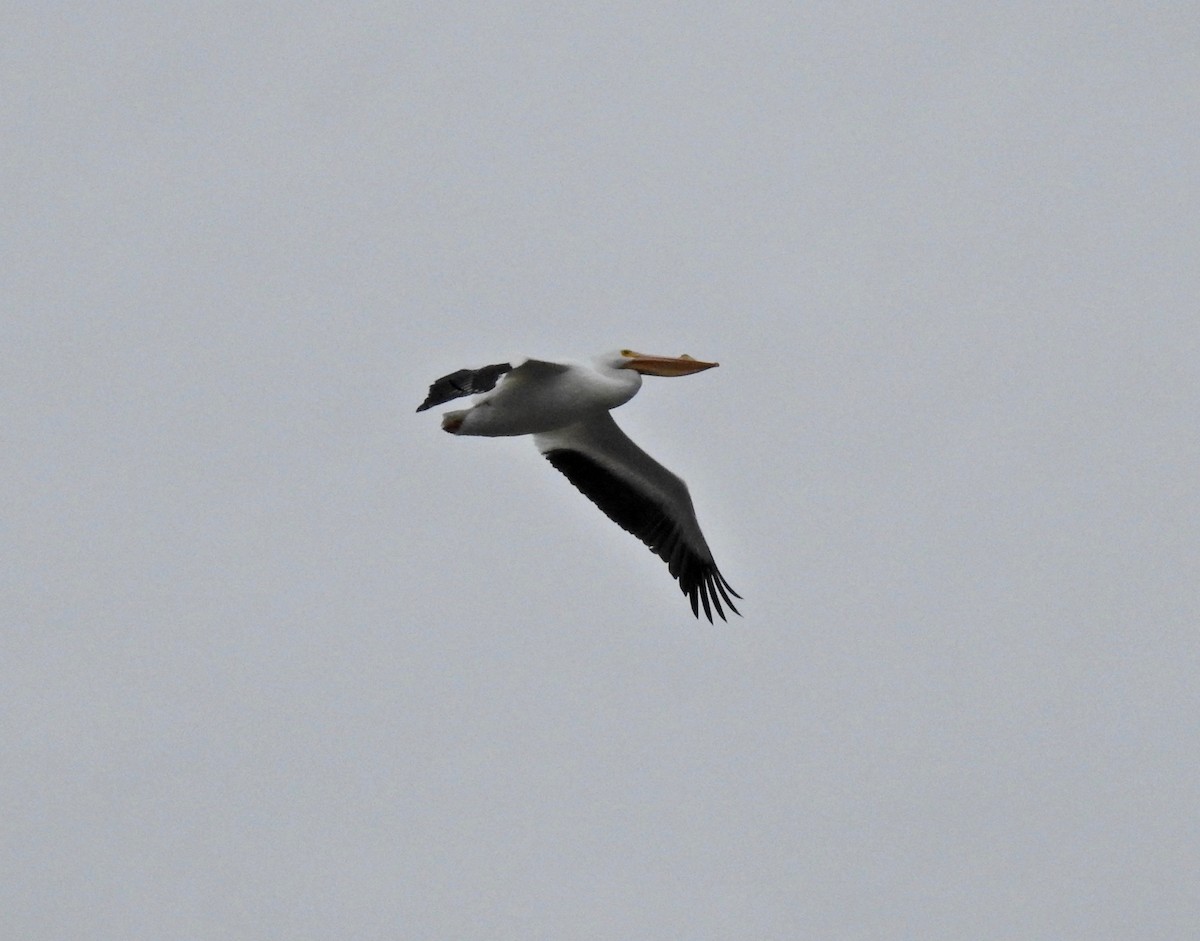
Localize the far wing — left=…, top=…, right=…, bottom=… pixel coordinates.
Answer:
left=415, top=362, right=512, bottom=412
left=416, top=358, right=575, bottom=412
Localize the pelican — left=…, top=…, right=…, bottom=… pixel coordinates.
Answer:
left=417, top=350, right=741, bottom=622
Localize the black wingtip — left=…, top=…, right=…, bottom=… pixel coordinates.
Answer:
left=416, top=362, right=512, bottom=414
left=688, top=570, right=742, bottom=623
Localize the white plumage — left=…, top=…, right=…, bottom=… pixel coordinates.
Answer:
left=417, top=350, right=740, bottom=622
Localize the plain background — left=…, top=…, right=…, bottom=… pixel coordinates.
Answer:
left=5, top=3, right=1198, bottom=938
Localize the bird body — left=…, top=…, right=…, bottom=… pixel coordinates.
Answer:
left=441, top=355, right=641, bottom=436
left=417, top=350, right=741, bottom=621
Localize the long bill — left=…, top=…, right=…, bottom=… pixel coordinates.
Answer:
left=620, top=351, right=719, bottom=377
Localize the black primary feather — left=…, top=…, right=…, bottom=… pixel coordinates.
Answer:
left=416, top=362, right=512, bottom=412
left=542, top=448, right=741, bottom=623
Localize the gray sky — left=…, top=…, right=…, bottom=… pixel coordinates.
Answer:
left=5, top=3, right=1198, bottom=938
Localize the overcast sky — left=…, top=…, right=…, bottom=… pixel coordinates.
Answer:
left=5, top=3, right=1198, bottom=939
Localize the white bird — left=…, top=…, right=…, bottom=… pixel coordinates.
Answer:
left=417, top=350, right=741, bottom=622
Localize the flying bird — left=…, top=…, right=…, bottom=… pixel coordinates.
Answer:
left=417, top=350, right=741, bottom=622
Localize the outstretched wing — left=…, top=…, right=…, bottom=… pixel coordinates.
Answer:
left=416, top=362, right=512, bottom=412
left=535, top=414, right=741, bottom=623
